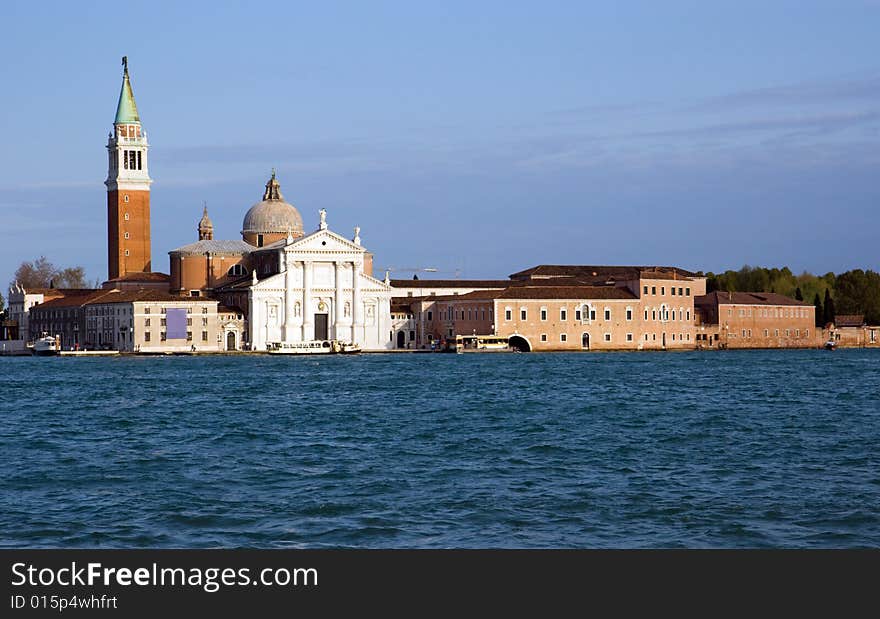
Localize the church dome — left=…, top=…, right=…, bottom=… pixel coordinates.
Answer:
left=241, top=171, right=304, bottom=243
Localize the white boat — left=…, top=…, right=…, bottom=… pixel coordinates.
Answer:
left=266, top=340, right=361, bottom=355
left=32, top=334, right=61, bottom=356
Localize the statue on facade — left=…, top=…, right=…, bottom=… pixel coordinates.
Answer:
left=319, top=208, right=327, bottom=230
left=353, top=226, right=361, bottom=245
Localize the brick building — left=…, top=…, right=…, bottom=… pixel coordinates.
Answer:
left=694, top=291, right=817, bottom=349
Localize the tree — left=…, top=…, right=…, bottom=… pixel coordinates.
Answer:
left=11, top=257, right=88, bottom=289
left=835, top=269, right=880, bottom=324
left=795, top=287, right=803, bottom=301
left=813, top=293, right=823, bottom=327
left=823, top=289, right=836, bottom=326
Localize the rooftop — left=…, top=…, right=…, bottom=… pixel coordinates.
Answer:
left=695, top=291, right=812, bottom=307
left=834, top=314, right=865, bottom=328
left=85, top=289, right=216, bottom=305
left=509, top=265, right=699, bottom=281
left=390, top=279, right=509, bottom=288
left=169, top=240, right=256, bottom=255
left=104, top=272, right=170, bottom=282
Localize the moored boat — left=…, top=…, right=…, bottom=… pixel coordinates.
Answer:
left=266, top=340, right=361, bottom=355
left=32, top=334, right=61, bottom=356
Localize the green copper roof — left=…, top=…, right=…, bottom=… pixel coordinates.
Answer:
left=114, top=58, right=140, bottom=124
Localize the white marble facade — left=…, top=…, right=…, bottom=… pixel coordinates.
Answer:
left=247, top=223, right=393, bottom=351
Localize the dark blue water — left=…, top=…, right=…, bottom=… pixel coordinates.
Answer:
left=1, top=350, right=878, bottom=548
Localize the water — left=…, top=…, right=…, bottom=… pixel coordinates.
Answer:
left=1, top=349, right=878, bottom=548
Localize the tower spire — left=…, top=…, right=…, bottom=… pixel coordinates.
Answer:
left=115, top=56, right=140, bottom=124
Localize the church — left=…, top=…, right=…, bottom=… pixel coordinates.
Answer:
left=111, top=57, right=394, bottom=352
left=177, top=175, right=395, bottom=351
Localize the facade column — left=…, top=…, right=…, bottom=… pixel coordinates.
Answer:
left=351, top=260, right=362, bottom=344
left=334, top=261, right=344, bottom=340
left=282, top=250, right=293, bottom=341
left=302, top=260, right=312, bottom=341
left=248, top=292, right=258, bottom=350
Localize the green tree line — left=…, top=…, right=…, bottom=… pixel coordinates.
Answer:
left=705, top=265, right=880, bottom=326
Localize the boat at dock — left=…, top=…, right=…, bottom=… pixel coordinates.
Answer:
left=450, top=334, right=511, bottom=353
left=32, top=334, right=61, bottom=356
left=266, top=340, right=361, bottom=355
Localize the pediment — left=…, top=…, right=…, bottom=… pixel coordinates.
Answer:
left=284, top=229, right=365, bottom=254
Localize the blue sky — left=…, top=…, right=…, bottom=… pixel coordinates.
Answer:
left=1, top=1, right=878, bottom=288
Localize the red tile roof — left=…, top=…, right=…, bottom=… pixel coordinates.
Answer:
left=509, top=265, right=699, bottom=280
left=31, top=290, right=107, bottom=309
left=84, top=289, right=212, bottom=305
left=695, top=291, right=812, bottom=307
left=104, top=272, right=170, bottom=283
left=834, top=314, right=865, bottom=328
left=390, top=279, right=508, bottom=288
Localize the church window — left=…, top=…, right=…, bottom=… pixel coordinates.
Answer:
left=505, top=308, right=512, bottom=321
left=124, top=195, right=129, bottom=203
left=560, top=333, right=567, bottom=342
left=258, top=234, right=264, bottom=247
left=604, top=333, right=611, bottom=342
left=124, top=212, right=130, bottom=220
left=186, top=332, right=193, bottom=342
left=626, top=307, right=633, bottom=321
left=626, top=333, right=633, bottom=342
left=427, top=311, right=432, bottom=321
left=145, top=318, right=150, bottom=327
left=123, top=150, right=128, bottom=170
left=560, top=308, right=567, bottom=321
left=651, top=286, right=656, bottom=295
left=145, top=307, right=150, bottom=314
left=144, top=332, right=151, bottom=342
left=520, top=308, right=527, bottom=321
left=604, top=308, right=611, bottom=321
left=540, top=334, right=547, bottom=342
left=160, top=332, right=166, bottom=341
left=137, top=151, right=142, bottom=170
left=160, top=318, right=166, bottom=326
left=124, top=232, right=130, bottom=239
left=202, top=331, right=208, bottom=342
left=540, top=308, right=547, bottom=321
left=124, top=249, right=130, bottom=256
left=128, top=151, right=137, bottom=170
left=576, top=309, right=582, bottom=321
left=227, top=264, right=248, bottom=277
left=202, top=317, right=208, bottom=326
left=590, top=309, right=596, bottom=321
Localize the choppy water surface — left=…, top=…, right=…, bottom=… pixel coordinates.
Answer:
left=1, top=349, right=878, bottom=548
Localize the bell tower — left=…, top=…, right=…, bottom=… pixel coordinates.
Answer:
left=105, top=56, right=152, bottom=280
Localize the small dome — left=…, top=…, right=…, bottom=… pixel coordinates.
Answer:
left=241, top=171, right=304, bottom=239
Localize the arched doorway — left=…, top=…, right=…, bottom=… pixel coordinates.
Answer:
left=396, top=331, right=406, bottom=348
left=508, top=335, right=531, bottom=352
left=226, top=331, right=236, bottom=351
left=581, top=332, right=590, bottom=350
